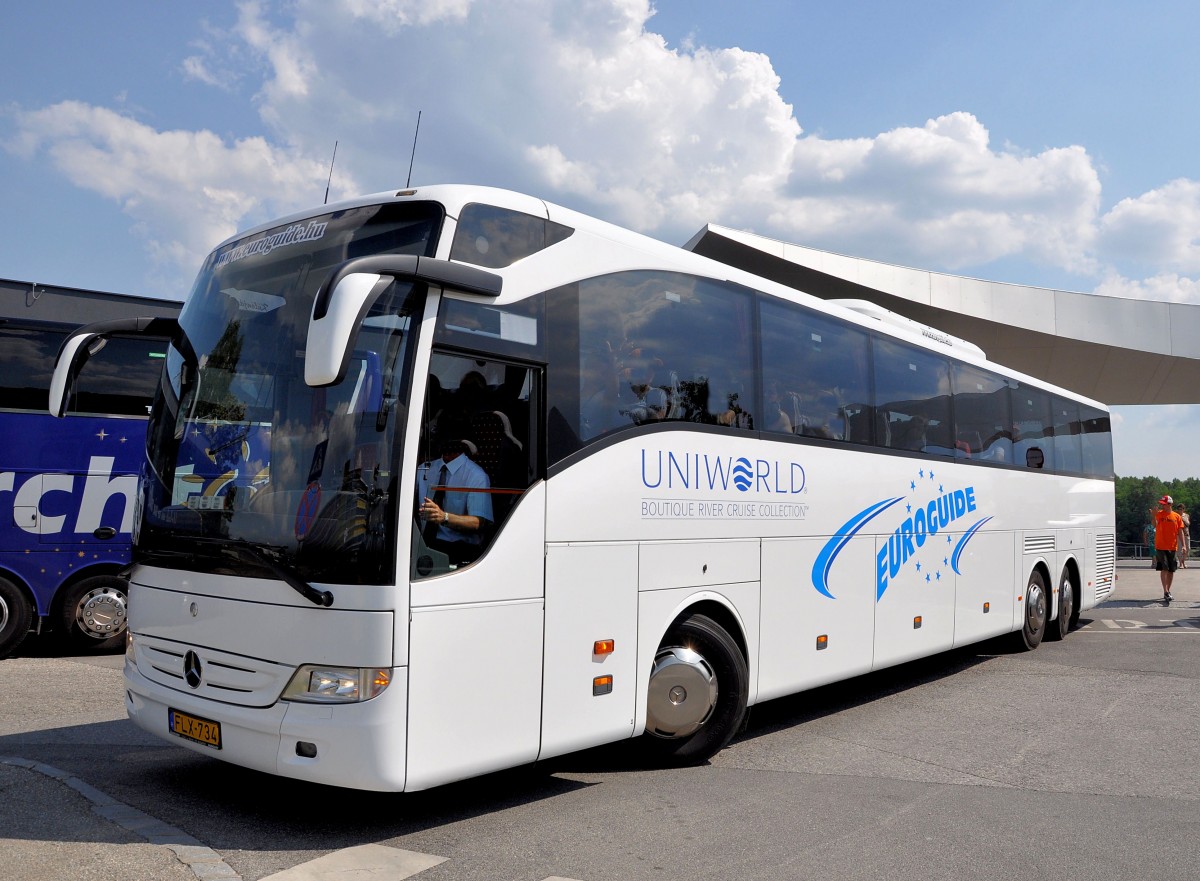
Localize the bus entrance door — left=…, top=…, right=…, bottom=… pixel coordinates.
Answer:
left=405, top=481, right=547, bottom=791
left=405, top=355, right=545, bottom=791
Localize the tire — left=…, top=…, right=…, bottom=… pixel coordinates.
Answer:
left=1013, top=570, right=1048, bottom=651
left=0, top=575, right=34, bottom=659
left=644, top=613, right=748, bottom=764
left=1046, top=569, right=1075, bottom=642
left=57, top=575, right=128, bottom=651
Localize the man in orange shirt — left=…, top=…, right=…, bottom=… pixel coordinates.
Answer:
left=1154, top=494, right=1185, bottom=604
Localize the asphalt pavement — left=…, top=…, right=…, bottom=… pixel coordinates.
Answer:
left=2, top=559, right=1196, bottom=881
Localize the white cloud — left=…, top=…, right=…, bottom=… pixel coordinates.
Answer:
left=213, top=0, right=1103, bottom=275
left=782, top=113, right=1101, bottom=272
left=339, top=0, right=474, bottom=30
left=1099, top=178, right=1200, bottom=275
left=234, top=0, right=317, bottom=104
left=169, top=0, right=805, bottom=242
left=1090, top=269, right=1200, bottom=304
left=181, top=54, right=227, bottom=89
left=9, top=0, right=1200, bottom=307
left=180, top=20, right=253, bottom=93
left=5, top=100, right=353, bottom=282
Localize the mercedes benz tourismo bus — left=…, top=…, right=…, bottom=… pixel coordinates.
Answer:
left=50, top=186, right=1115, bottom=791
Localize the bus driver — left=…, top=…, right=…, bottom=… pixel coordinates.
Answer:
left=417, top=417, right=493, bottom=566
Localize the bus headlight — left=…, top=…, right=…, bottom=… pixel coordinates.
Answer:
left=281, top=666, right=392, bottom=703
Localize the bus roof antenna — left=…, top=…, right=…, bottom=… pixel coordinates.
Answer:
left=406, top=111, right=422, bottom=188
left=324, top=140, right=338, bottom=205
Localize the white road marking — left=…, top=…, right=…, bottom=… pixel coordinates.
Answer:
left=1079, top=618, right=1200, bottom=632
left=258, top=844, right=446, bottom=880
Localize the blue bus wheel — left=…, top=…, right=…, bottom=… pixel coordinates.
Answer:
left=0, top=576, right=34, bottom=658
left=58, top=575, right=128, bottom=650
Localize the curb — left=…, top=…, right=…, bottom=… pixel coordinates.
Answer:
left=0, top=755, right=240, bottom=881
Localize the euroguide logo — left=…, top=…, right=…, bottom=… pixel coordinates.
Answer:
left=639, top=448, right=808, bottom=521
left=811, top=466, right=992, bottom=601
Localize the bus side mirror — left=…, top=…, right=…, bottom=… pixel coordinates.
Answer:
left=48, top=316, right=182, bottom=418
left=305, top=272, right=390, bottom=388
left=305, top=255, right=503, bottom=388
left=48, top=331, right=102, bottom=417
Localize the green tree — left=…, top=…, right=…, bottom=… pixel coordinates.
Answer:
left=1115, top=476, right=1165, bottom=549
left=1113, top=475, right=1200, bottom=553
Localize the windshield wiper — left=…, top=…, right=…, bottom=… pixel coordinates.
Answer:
left=188, top=537, right=334, bottom=607
left=206, top=428, right=251, bottom=457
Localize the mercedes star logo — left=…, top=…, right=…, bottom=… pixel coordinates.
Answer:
left=183, top=650, right=203, bottom=688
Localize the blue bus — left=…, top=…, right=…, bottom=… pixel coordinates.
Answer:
left=0, top=279, right=180, bottom=656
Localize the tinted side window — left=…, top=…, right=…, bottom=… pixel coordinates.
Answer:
left=433, top=295, right=543, bottom=361
left=546, top=271, right=756, bottom=462
left=759, top=299, right=872, bottom=443
left=951, top=364, right=1013, bottom=463
left=71, top=335, right=169, bottom=416
left=449, top=203, right=573, bottom=269
left=0, top=325, right=66, bottom=411
left=873, top=338, right=953, bottom=455
left=1080, top=406, right=1114, bottom=479
left=1051, top=397, right=1082, bottom=474
left=1012, top=384, right=1054, bottom=470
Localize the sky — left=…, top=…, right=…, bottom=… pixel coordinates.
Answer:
left=3, top=0, right=1199, bottom=478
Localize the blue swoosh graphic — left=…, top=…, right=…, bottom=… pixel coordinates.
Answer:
left=951, top=516, right=993, bottom=574
left=811, top=497, right=904, bottom=599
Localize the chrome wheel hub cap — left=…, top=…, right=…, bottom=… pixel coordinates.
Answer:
left=76, top=586, right=128, bottom=639
left=646, top=646, right=718, bottom=739
left=1027, top=582, right=1046, bottom=632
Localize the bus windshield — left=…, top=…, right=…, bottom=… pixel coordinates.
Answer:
left=138, top=201, right=442, bottom=586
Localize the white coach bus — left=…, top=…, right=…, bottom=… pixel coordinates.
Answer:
left=51, top=185, right=1115, bottom=792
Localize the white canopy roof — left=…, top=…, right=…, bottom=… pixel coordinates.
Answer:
left=686, top=224, right=1200, bottom=405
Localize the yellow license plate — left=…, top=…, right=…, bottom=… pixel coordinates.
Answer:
left=168, top=708, right=222, bottom=749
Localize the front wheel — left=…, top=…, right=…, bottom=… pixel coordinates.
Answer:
left=0, top=575, right=34, bottom=658
left=58, top=575, right=128, bottom=650
left=645, top=613, right=748, bottom=764
left=1013, top=570, right=1048, bottom=651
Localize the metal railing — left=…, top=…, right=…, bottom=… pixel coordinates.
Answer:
left=1117, top=540, right=1193, bottom=561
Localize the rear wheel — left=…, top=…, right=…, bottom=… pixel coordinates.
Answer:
left=1047, top=569, right=1075, bottom=641
left=645, top=613, right=748, bottom=764
left=1013, top=570, right=1048, bottom=651
left=1068, top=585, right=1082, bottom=630
left=0, top=575, right=34, bottom=659
left=58, top=575, right=128, bottom=650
